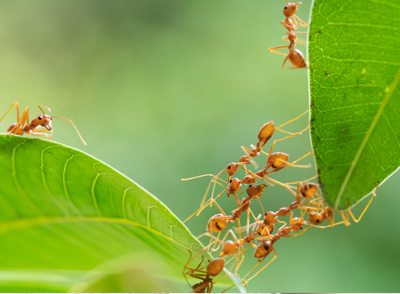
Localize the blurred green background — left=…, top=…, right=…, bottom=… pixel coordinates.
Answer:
left=0, top=0, right=399, bottom=292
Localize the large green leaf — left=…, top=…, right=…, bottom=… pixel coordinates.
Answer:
left=0, top=135, right=242, bottom=292
left=308, top=0, right=400, bottom=210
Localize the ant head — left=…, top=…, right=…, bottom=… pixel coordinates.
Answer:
left=33, top=114, right=53, bottom=130
left=226, top=162, right=238, bottom=176
left=308, top=210, right=323, bottom=225
left=283, top=2, right=301, bottom=17
left=290, top=217, right=304, bottom=231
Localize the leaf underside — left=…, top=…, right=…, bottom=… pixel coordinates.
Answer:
left=309, top=0, right=400, bottom=210
left=0, top=136, right=241, bottom=292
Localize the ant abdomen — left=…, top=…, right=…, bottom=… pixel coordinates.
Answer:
left=207, top=214, right=229, bottom=232
left=220, top=240, right=238, bottom=256
left=257, top=121, right=275, bottom=147
left=268, top=152, right=289, bottom=169
left=300, top=182, right=318, bottom=198
left=254, top=240, right=273, bottom=260
left=207, top=258, right=225, bottom=276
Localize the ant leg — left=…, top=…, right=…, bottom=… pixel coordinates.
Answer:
left=275, top=108, right=310, bottom=131
left=312, top=221, right=346, bottom=229
left=181, top=172, right=227, bottom=184
left=259, top=176, right=297, bottom=197
left=6, top=106, right=30, bottom=135
left=285, top=226, right=311, bottom=237
left=0, top=101, right=20, bottom=124
left=281, top=52, right=292, bottom=69
left=28, top=130, right=51, bottom=139
left=264, top=124, right=310, bottom=172
left=183, top=170, right=228, bottom=210
left=256, top=197, right=265, bottom=215
left=259, top=149, right=311, bottom=169
left=13, top=108, right=32, bottom=134
left=265, top=150, right=312, bottom=175
left=184, top=250, right=207, bottom=277
left=285, top=174, right=318, bottom=185
left=347, top=190, right=376, bottom=223
left=239, top=166, right=274, bottom=186
left=292, top=15, right=308, bottom=27
left=268, top=45, right=289, bottom=57
left=243, top=248, right=277, bottom=285
left=197, top=232, right=222, bottom=246
left=51, top=116, right=87, bottom=145
left=184, top=188, right=227, bottom=222
left=234, top=218, right=243, bottom=274
left=38, top=105, right=51, bottom=114
left=340, top=211, right=350, bottom=226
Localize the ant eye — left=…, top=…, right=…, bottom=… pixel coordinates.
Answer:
left=50, top=117, right=52, bottom=120
left=284, top=5, right=288, bottom=9
left=38, top=116, right=42, bottom=120
left=229, top=180, right=232, bottom=183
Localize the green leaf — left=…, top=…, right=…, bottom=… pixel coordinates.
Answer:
left=0, top=135, right=243, bottom=292
left=308, top=0, right=400, bottom=210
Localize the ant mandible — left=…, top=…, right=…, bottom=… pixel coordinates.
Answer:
left=0, top=102, right=87, bottom=145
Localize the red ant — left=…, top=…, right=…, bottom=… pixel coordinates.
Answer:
left=184, top=250, right=226, bottom=293
left=0, top=102, right=87, bottom=145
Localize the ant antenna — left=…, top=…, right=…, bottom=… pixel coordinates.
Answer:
left=51, top=116, right=87, bottom=146
left=38, top=105, right=52, bottom=114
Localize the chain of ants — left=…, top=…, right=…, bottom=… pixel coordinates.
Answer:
left=182, top=3, right=374, bottom=292
left=183, top=110, right=375, bottom=292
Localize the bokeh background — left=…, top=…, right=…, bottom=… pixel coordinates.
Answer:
left=0, top=0, right=399, bottom=292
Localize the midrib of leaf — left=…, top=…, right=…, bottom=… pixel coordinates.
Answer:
left=334, top=66, right=400, bottom=209
left=0, top=214, right=192, bottom=253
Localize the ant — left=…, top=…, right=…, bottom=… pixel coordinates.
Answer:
left=184, top=250, right=225, bottom=293
left=0, top=102, right=87, bottom=145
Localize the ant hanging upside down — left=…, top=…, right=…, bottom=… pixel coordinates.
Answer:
left=0, top=102, right=87, bottom=145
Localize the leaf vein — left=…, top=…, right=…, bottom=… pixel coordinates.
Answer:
left=334, top=66, right=400, bottom=208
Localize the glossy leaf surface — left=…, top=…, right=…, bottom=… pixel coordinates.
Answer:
left=309, top=0, right=400, bottom=209
left=0, top=136, right=241, bottom=292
